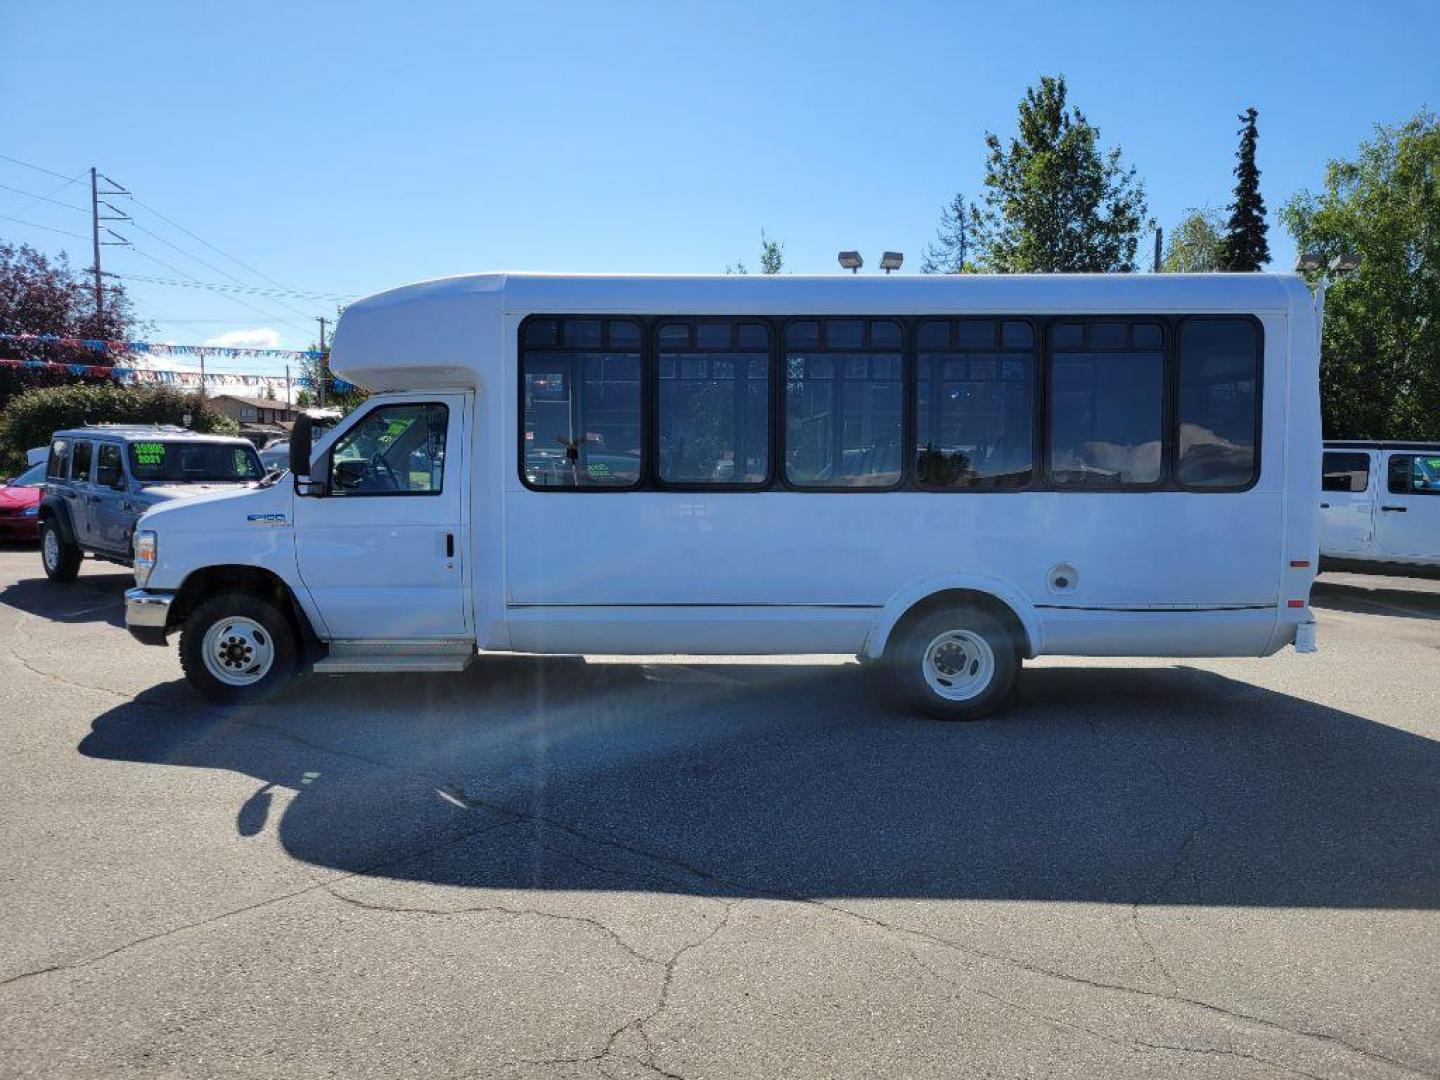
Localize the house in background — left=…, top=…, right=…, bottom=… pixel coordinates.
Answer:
left=208, top=394, right=296, bottom=447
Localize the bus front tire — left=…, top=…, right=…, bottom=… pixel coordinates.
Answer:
left=180, top=593, right=297, bottom=706
left=887, top=606, right=1019, bottom=721
left=40, top=519, right=82, bottom=583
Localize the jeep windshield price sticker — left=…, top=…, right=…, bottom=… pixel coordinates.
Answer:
left=133, top=443, right=166, bottom=466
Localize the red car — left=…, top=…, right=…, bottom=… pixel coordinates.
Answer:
left=0, top=461, right=45, bottom=542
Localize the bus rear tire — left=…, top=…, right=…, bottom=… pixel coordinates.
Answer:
left=887, top=606, right=1019, bottom=721
left=180, top=593, right=297, bottom=706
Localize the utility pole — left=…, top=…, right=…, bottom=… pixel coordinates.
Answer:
left=88, top=168, right=131, bottom=328
left=198, top=350, right=206, bottom=400
left=317, top=316, right=328, bottom=407
left=1154, top=227, right=1163, bottom=273
left=285, top=363, right=292, bottom=409
left=90, top=169, right=102, bottom=319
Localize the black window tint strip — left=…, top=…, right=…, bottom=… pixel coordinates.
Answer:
left=517, top=313, right=1262, bottom=495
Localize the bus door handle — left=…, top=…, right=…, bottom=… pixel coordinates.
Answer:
left=445, top=532, right=455, bottom=557
left=1319, top=502, right=1330, bottom=509
left=1380, top=505, right=1407, bottom=513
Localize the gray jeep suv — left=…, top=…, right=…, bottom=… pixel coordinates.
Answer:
left=39, top=425, right=265, bottom=582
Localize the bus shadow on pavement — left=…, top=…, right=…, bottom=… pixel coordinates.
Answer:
left=0, top=565, right=130, bottom=628
left=78, top=658, right=1440, bottom=909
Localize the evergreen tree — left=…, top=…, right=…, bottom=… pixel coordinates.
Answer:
left=969, top=75, right=1150, bottom=272
left=920, top=193, right=971, bottom=273
left=1220, top=107, right=1270, bottom=271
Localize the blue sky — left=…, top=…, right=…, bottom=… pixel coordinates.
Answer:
left=2, top=0, right=1438, bottom=373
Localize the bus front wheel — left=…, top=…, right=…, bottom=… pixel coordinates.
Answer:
left=887, top=606, right=1019, bottom=721
left=180, top=592, right=298, bottom=705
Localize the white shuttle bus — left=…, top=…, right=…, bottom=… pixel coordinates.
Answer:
left=124, top=273, right=1321, bottom=719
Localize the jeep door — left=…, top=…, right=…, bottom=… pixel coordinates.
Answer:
left=92, top=441, right=136, bottom=555
left=61, top=438, right=100, bottom=547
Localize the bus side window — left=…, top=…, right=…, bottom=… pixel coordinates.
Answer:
left=657, top=320, right=771, bottom=486
left=521, top=317, right=643, bottom=489
left=1177, top=319, right=1260, bottom=488
left=1047, top=321, right=1165, bottom=488
left=784, top=319, right=903, bottom=488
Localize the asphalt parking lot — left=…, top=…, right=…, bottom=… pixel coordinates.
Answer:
left=0, top=545, right=1436, bottom=1080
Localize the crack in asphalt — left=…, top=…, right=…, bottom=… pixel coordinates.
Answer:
left=1074, top=693, right=1197, bottom=997
left=441, top=788, right=1435, bottom=1079
left=0, top=816, right=521, bottom=992
left=904, top=942, right=1333, bottom=1080
left=3, top=605, right=137, bottom=702
left=323, top=886, right=672, bottom=969
left=487, top=901, right=736, bottom=1080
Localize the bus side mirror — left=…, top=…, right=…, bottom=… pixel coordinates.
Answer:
left=290, top=414, right=324, bottom=497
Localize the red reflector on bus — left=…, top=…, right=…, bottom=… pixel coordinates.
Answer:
left=1287, top=600, right=1305, bottom=608
left=1290, top=559, right=1310, bottom=568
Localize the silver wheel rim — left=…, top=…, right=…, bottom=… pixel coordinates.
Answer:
left=201, top=616, right=275, bottom=687
left=922, top=629, right=996, bottom=702
left=42, top=528, right=59, bottom=571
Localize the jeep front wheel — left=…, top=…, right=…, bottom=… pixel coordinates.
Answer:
left=39, top=519, right=81, bottom=583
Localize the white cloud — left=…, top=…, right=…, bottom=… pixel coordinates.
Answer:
left=202, top=327, right=282, bottom=350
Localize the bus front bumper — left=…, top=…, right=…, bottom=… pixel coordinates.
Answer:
left=125, top=588, right=174, bottom=646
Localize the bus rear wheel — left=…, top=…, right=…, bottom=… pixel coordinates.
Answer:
left=887, top=606, right=1019, bottom=721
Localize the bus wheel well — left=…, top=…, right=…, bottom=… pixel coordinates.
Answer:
left=170, top=566, right=320, bottom=656
left=885, top=589, right=1033, bottom=660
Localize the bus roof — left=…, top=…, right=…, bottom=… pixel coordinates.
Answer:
left=330, top=271, right=1314, bottom=393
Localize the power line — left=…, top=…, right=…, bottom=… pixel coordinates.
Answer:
left=0, top=170, right=87, bottom=220
left=5, top=158, right=337, bottom=337
left=0, top=214, right=91, bottom=241
left=122, top=244, right=315, bottom=334
left=123, top=216, right=319, bottom=323
left=0, top=181, right=87, bottom=213
left=123, top=193, right=302, bottom=294
left=114, top=271, right=354, bottom=303
left=0, top=153, right=74, bottom=182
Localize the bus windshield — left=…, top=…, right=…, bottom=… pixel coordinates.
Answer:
left=128, top=441, right=265, bottom=483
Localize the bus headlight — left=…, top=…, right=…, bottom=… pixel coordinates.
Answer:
left=134, top=530, right=157, bottom=586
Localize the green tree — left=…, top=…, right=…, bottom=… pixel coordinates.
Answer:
left=1219, top=108, right=1271, bottom=271
left=1281, top=110, right=1440, bottom=439
left=758, top=229, right=784, bottom=274
left=968, top=75, right=1150, bottom=272
left=920, top=193, right=972, bottom=274
left=727, top=229, right=784, bottom=275
left=0, top=383, right=237, bottom=472
left=1162, top=207, right=1226, bottom=272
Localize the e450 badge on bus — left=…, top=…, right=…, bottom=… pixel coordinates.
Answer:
left=246, top=513, right=289, bottom=527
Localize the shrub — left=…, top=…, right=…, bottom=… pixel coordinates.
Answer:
left=0, top=384, right=239, bottom=471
